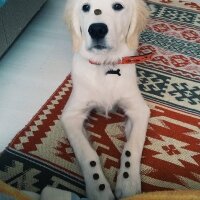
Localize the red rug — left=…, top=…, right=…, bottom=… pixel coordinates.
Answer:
left=0, top=0, right=200, bottom=197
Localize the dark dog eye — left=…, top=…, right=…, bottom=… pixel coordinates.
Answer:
left=112, top=3, right=124, bottom=11
left=82, top=4, right=90, bottom=12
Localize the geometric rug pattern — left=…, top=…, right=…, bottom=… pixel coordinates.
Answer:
left=0, top=0, right=200, bottom=197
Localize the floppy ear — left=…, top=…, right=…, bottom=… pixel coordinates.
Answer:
left=65, top=0, right=82, bottom=52
left=126, top=0, right=149, bottom=50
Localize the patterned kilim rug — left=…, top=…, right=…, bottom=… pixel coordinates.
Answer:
left=0, top=0, right=200, bottom=197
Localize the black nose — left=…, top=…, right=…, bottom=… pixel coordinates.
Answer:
left=88, top=23, right=108, bottom=40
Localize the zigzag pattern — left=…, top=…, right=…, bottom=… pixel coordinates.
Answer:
left=0, top=1, right=200, bottom=197
left=12, top=79, right=72, bottom=152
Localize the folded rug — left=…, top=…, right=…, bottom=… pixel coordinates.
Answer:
left=0, top=0, right=199, bottom=198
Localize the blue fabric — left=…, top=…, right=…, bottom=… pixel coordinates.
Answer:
left=0, top=193, right=15, bottom=200
left=0, top=0, right=6, bottom=7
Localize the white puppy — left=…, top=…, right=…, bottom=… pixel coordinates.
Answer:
left=61, top=0, right=150, bottom=199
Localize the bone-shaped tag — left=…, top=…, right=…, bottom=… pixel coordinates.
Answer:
left=106, top=69, right=121, bottom=76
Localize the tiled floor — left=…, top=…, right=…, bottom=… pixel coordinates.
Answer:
left=0, top=0, right=72, bottom=151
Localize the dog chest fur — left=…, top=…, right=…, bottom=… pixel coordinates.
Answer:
left=71, top=54, right=139, bottom=113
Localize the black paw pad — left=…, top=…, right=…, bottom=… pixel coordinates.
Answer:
left=93, top=173, right=99, bottom=180
left=125, top=151, right=131, bottom=157
left=99, top=184, right=105, bottom=191
left=125, top=161, right=130, bottom=168
left=123, top=172, right=129, bottom=179
left=90, top=161, right=96, bottom=167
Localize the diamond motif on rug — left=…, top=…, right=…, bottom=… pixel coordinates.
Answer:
left=0, top=0, right=200, bottom=197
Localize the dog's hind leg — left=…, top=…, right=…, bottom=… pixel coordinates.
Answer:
left=115, top=95, right=150, bottom=198
left=61, top=96, right=115, bottom=200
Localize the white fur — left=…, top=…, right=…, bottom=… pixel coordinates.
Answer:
left=61, top=0, right=150, bottom=199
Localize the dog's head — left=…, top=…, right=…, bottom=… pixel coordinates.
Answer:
left=65, top=0, right=149, bottom=61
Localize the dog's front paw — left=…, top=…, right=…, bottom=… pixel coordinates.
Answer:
left=115, top=150, right=141, bottom=199
left=86, top=179, right=115, bottom=200
left=115, top=169, right=141, bottom=198
left=83, top=161, right=115, bottom=200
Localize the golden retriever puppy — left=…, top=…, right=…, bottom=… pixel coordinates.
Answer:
left=62, top=0, right=150, bottom=199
